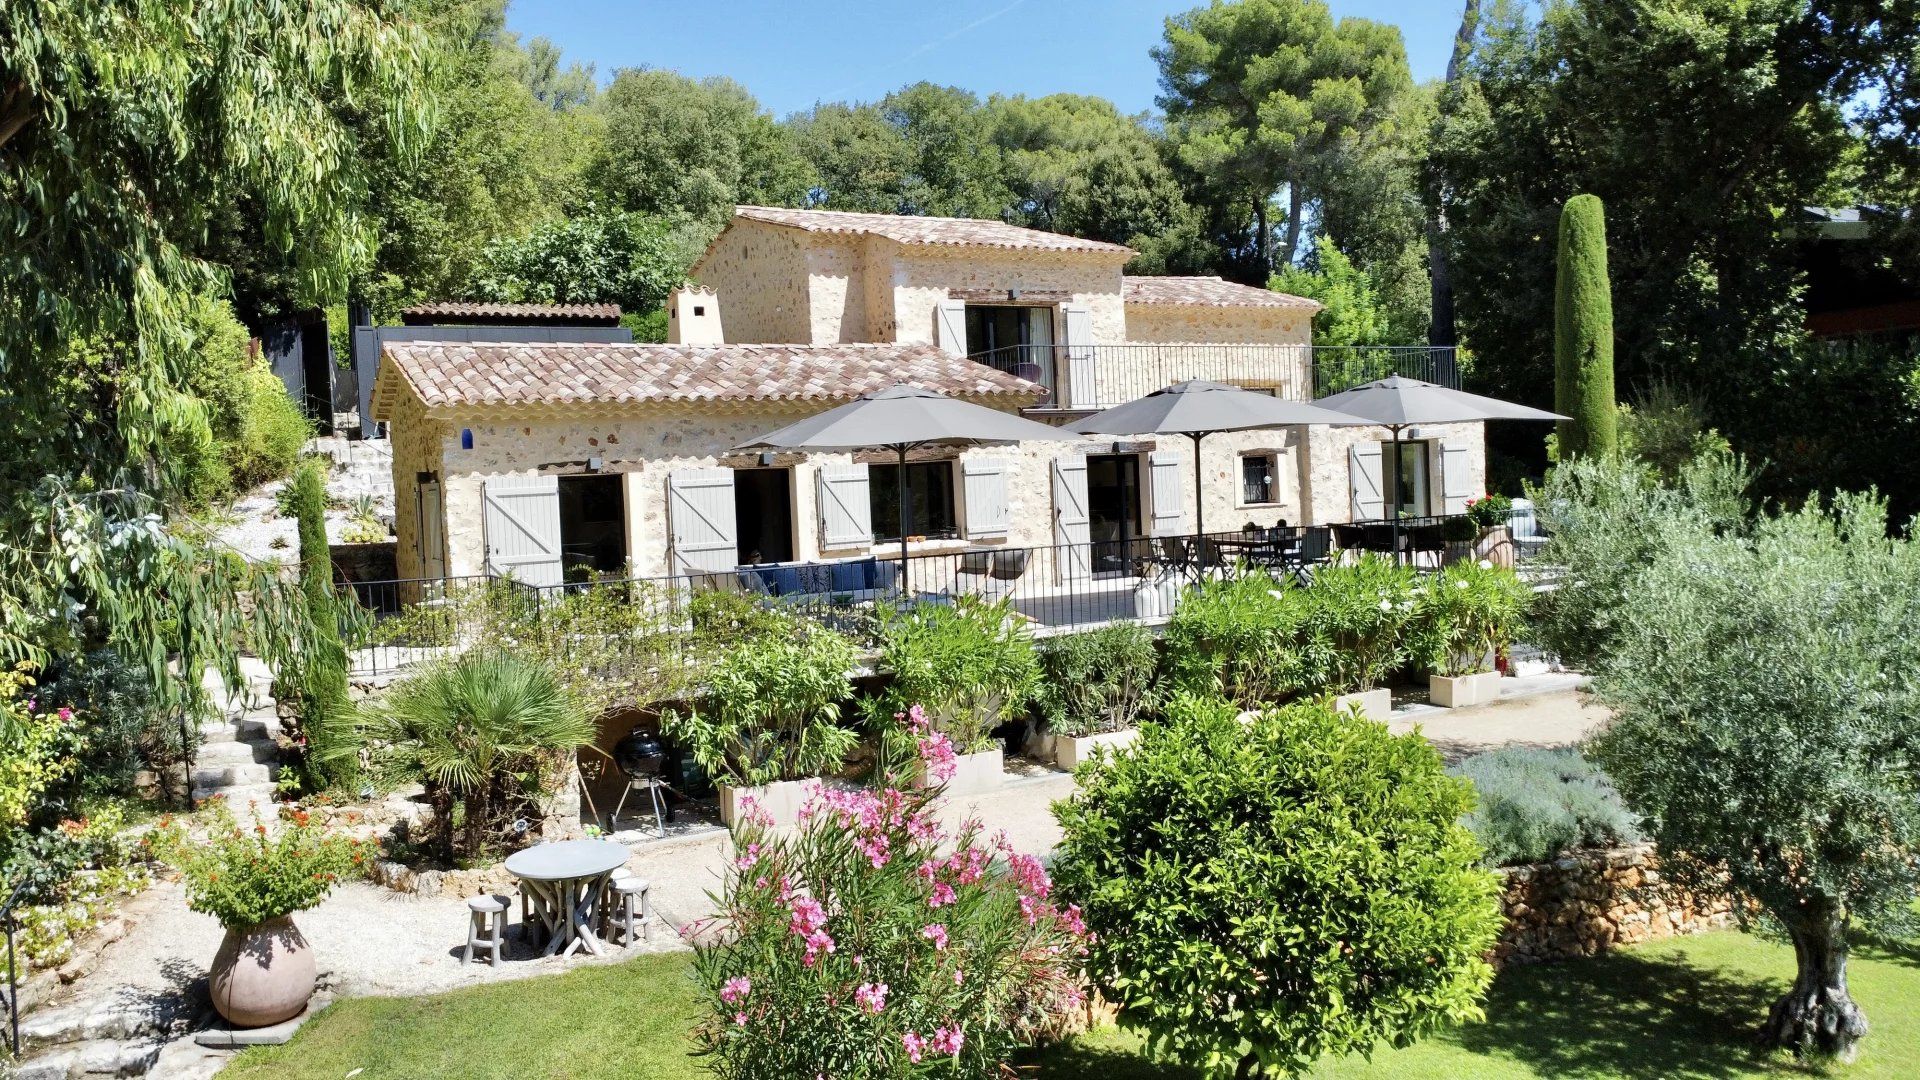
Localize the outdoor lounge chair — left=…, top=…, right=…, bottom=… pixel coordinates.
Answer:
left=951, top=550, right=993, bottom=596
left=984, top=548, right=1030, bottom=599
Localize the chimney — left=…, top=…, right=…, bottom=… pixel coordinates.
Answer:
left=666, top=287, right=724, bottom=345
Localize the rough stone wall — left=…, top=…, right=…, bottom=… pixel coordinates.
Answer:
left=885, top=247, right=1131, bottom=347
left=1493, top=845, right=1735, bottom=968
left=386, top=389, right=447, bottom=581
left=805, top=236, right=878, bottom=343
left=692, top=220, right=813, bottom=343
left=1302, top=420, right=1486, bottom=526
left=1123, top=305, right=1311, bottom=345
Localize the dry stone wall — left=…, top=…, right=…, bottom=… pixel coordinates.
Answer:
left=1493, top=845, right=1734, bottom=967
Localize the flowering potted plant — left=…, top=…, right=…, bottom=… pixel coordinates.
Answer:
left=867, top=598, right=1038, bottom=796
left=1465, top=494, right=1516, bottom=569
left=1412, top=559, right=1532, bottom=708
left=688, top=731, right=1089, bottom=1075
left=147, top=799, right=368, bottom=1027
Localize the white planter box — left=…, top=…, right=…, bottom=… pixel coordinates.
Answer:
left=1334, top=687, right=1392, bottom=722
left=1429, top=671, right=1502, bottom=709
left=1026, top=728, right=1138, bottom=771
left=717, top=778, right=815, bottom=829
left=919, top=747, right=1004, bottom=798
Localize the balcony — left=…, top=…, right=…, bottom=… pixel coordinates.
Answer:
left=967, top=343, right=1460, bottom=411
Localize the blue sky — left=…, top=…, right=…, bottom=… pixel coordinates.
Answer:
left=503, top=1, right=1461, bottom=118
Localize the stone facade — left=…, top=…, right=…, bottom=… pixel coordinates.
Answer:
left=1493, top=845, right=1735, bottom=968
left=1123, top=304, right=1311, bottom=345
left=1303, top=421, right=1487, bottom=525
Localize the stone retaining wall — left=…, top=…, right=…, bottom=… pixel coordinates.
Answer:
left=1493, top=844, right=1734, bottom=967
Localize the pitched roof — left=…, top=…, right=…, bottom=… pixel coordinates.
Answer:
left=372, top=341, right=1045, bottom=418
left=729, top=206, right=1136, bottom=256
left=400, top=301, right=624, bottom=323
left=1123, top=276, right=1321, bottom=311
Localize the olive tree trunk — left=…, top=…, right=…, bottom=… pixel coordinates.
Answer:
left=1763, top=905, right=1867, bottom=1061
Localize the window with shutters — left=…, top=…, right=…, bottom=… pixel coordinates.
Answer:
left=1240, top=453, right=1280, bottom=506
left=870, top=461, right=958, bottom=542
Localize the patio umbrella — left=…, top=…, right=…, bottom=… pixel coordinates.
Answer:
left=733, top=383, right=1080, bottom=588
left=1313, top=375, right=1567, bottom=560
left=1063, top=379, right=1369, bottom=534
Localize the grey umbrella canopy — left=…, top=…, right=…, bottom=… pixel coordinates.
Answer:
left=1314, top=375, right=1567, bottom=560
left=1065, top=379, right=1369, bottom=533
left=733, top=383, right=1080, bottom=583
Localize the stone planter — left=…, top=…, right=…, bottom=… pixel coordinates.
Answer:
left=717, top=778, right=815, bottom=829
left=209, top=915, right=315, bottom=1028
left=1333, top=687, right=1391, bottom=721
left=1474, top=525, right=1516, bottom=569
left=1429, top=670, right=1502, bottom=708
left=1026, top=728, right=1138, bottom=771
left=921, top=747, right=1004, bottom=798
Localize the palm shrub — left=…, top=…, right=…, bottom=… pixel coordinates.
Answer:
left=690, top=725, right=1089, bottom=1078
left=1162, top=572, right=1322, bottom=708
left=1032, top=623, right=1161, bottom=738
left=1410, top=560, right=1533, bottom=677
left=666, top=622, right=859, bottom=787
left=865, top=597, right=1038, bottom=753
left=1296, top=555, right=1417, bottom=693
left=335, top=651, right=591, bottom=862
left=1450, top=748, right=1641, bottom=867
left=1586, top=492, right=1920, bottom=1061
left=1052, top=695, right=1501, bottom=1078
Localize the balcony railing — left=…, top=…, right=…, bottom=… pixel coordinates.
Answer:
left=967, top=343, right=1458, bottom=409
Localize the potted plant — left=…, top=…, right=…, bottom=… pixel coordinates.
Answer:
left=867, top=597, right=1038, bottom=796
left=1414, top=560, right=1532, bottom=708
left=147, top=800, right=367, bottom=1027
left=1441, top=513, right=1479, bottom=565
left=1027, top=624, right=1160, bottom=769
left=1465, top=494, right=1516, bottom=569
left=1299, top=556, right=1417, bottom=721
left=667, top=623, right=859, bottom=827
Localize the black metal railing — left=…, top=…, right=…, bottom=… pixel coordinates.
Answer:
left=966, top=343, right=1459, bottom=409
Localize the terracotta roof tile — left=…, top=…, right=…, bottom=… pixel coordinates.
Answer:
left=732, top=206, right=1135, bottom=255
left=400, top=301, right=624, bottom=321
left=379, top=341, right=1045, bottom=414
left=1123, top=276, right=1321, bottom=311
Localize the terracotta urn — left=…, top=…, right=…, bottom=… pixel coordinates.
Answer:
left=1474, top=525, right=1516, bottom=569
left=209, top=915, right=316, bottom=1027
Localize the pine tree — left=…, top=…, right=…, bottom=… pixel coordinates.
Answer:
left=1553, top=194, right=1618, bottom=457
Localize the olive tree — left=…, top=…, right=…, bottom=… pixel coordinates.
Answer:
left=1052, top=695, right=1501, bottom=1078
left=1586, top=492, right=1920, bottom=1061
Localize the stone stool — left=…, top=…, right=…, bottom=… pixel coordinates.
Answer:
left=463, top=893, right=509, bottom=967
left=603, top=874, right=651, bottom=948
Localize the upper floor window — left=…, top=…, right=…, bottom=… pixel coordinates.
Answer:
left=965, top=305, right=1055, bottom=398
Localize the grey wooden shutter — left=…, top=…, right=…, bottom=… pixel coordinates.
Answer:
left=816, top=463, right=874, bottom=549
left=1349, top=442, right=1386, bottom=521
left=482, top=474, right=563, bottom=587
left=1147, top=450, right=1187, bottom=536
left=1060, top=304, right=1095, bottom=408
left=935, top=298, right=968, bottom=356
left=961, top=457, right=1011, bottom=539
left=1440, top=441, right=1474, bottom=515
left=1052, top=455, right=1091, bottom=581
left=668, top=468, right=739, bottom=573
left=417, top=480, right=447, bottom=580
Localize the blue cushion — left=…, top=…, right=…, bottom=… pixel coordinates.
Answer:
left=763, top=565, right=803, bottom=597
left=829, top=559, right=872, bottom=593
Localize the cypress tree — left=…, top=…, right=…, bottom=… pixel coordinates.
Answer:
left=1553, top=194, right=1618, bottom=457
left=289, top=456, right=350, bottom=785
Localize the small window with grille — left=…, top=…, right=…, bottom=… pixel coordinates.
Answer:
left=1241, top=453, right=1280, bottom=506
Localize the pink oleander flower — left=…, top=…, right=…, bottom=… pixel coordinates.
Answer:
left=928, top=881, right=956, bottom=908
left=953, top=967, right=965, bottom=986
left=734, top=1011, right=748, bottom=1027
left=56, top=706, right=73, bottom=722
left=854, top=981, right=889, bottom=1015
left=930, top=1024, right=964, bottom=1057
left=902, top=1031, right=927, bottom=1063
left=735, top=842, right=762, bottom=870
left=720, top=976, right=751, bottom=1005
left=921, top=923, right=948, bottom=951
left=917, top=728, right=957, bottom=785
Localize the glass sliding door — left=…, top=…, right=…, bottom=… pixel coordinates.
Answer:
left=964, top=305, right=1056, bottom=401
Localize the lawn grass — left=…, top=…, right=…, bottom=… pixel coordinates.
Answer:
left=226, top=930, right=1920, bottom=1080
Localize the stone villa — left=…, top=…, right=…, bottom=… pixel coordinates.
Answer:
left=370, top=206, right=1483, bottom=587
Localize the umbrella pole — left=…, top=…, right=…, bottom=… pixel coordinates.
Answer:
left=1190, top=432, right=1206, bottom=537
left=1389, top=425, right=1403, bottom=566
left=897, top=444, right=910, bottom=598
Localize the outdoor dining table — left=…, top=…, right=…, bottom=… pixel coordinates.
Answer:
left=1210, top=535, right=1301, bottom=569
left=504, top=838, right=631, bottom=959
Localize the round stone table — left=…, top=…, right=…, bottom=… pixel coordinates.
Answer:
left=504, top=838, right=631, bottom=958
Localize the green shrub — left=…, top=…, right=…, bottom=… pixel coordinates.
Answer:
left=1451, top=748, right=1641, bottom=867
left=1033, top=624, right=1161, bottom=737
left=1411, top=560, right=1533, bottom=677
left=866, top=597, right=1039, bottom=752
left=667, top=623, right=859, bottom=787
left=1, top=669, right=69, bottom=858
left=1053, top=695, right=1502, bottom=1078
left=1162, top=572, right=1322, bottom=708
left=148, top=799, right=368, bottom=928
left=39, top=648, right=183, bottom=810
left=1297, top=555, right=1418, bottom=693
left=228, top=368, right=311, bottom=492
left=1465, top=493, right=1512, bottom=529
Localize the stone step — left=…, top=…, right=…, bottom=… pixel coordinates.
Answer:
left=193, top=739, right=273, bottom=767
left=18, top=995, right=189, bottom=1051
left=189, top=761, right=274, bottom=789
left=192, top=781, right=279, bottom=809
